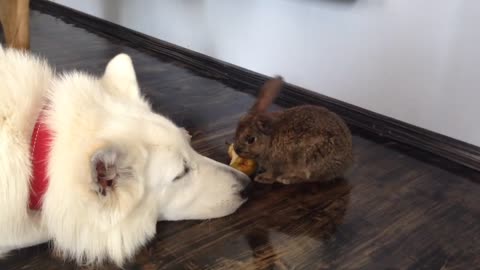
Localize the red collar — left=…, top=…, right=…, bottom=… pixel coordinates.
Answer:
left=29, top=111, right=52, bottom=210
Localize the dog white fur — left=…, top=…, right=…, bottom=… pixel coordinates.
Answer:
left=0, top=46, right=249, bottom=266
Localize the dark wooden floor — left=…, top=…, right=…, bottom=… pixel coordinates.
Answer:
left=2, top=10, right=480, bottom=270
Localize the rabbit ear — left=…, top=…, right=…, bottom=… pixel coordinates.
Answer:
left=250, top=76, right=284, bottom=113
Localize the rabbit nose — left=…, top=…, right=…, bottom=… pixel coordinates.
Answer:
left=234, top=145, right=244, bottom=154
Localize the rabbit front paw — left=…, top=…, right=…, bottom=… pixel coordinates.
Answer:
left=254, top=172, right=275, bottom=184
left=277, top=174, right=305, bottom=185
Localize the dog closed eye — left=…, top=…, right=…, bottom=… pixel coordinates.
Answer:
left=173, top=162, right=190, bottom=182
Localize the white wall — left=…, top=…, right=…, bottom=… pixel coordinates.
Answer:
left=51, top=0, right=480, bottom=146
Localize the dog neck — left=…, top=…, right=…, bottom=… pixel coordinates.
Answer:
left=29, top=109, right=52, bottom=210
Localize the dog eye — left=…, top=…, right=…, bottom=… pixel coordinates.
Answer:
left=173, top=164, right=190, bottom=182
left=246, top=136, right=256, bottom=144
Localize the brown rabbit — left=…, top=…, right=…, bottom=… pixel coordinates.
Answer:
left=233, top=76, right=353, bottom=184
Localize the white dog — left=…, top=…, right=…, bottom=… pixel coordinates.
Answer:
left=0, top=46, right=250, bottom=266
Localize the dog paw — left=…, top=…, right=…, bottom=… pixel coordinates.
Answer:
left=50, top=248, right=65, bottom=261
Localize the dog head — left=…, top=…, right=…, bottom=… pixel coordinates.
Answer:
left=43, top=54, right=250, bottom=266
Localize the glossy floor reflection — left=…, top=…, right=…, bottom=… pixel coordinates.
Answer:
left=1, top=9, right=479, bottom=270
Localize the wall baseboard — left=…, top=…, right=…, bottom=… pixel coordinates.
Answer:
left=31, top=0, right=480, bottom=172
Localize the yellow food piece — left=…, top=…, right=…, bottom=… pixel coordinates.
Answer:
left=228, top=144, right=257, bottom=177
left=227, top=143, right=236, bottom=161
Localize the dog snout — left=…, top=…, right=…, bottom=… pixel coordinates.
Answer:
left=238, top=171, right=250, bottom=186
left=234, top=172, right=251, bottom=199
left=239, top=182, right=253, bottom=199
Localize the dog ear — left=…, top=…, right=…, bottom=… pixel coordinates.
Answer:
left=88, top=144, right=146, bottom=229
left=102, top=53, right=140, bottom=99
left=91, top=146, right=130, bottom=196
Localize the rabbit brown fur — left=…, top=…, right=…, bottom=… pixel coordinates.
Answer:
left=233, top=76, right=353, bottom=184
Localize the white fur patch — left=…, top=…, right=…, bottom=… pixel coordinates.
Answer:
left=0, top=47, right=249, bottom=266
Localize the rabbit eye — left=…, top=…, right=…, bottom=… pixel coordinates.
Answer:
left=246, top=136, right=256, bottom=144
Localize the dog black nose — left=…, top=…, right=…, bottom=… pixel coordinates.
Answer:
left=240, top=182, right=253, bottom=199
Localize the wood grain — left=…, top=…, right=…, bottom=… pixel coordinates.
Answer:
left=0, top=6, right=479, bottom=270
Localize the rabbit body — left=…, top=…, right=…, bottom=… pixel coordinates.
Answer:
left=233, top=77, right=353, bottom=184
